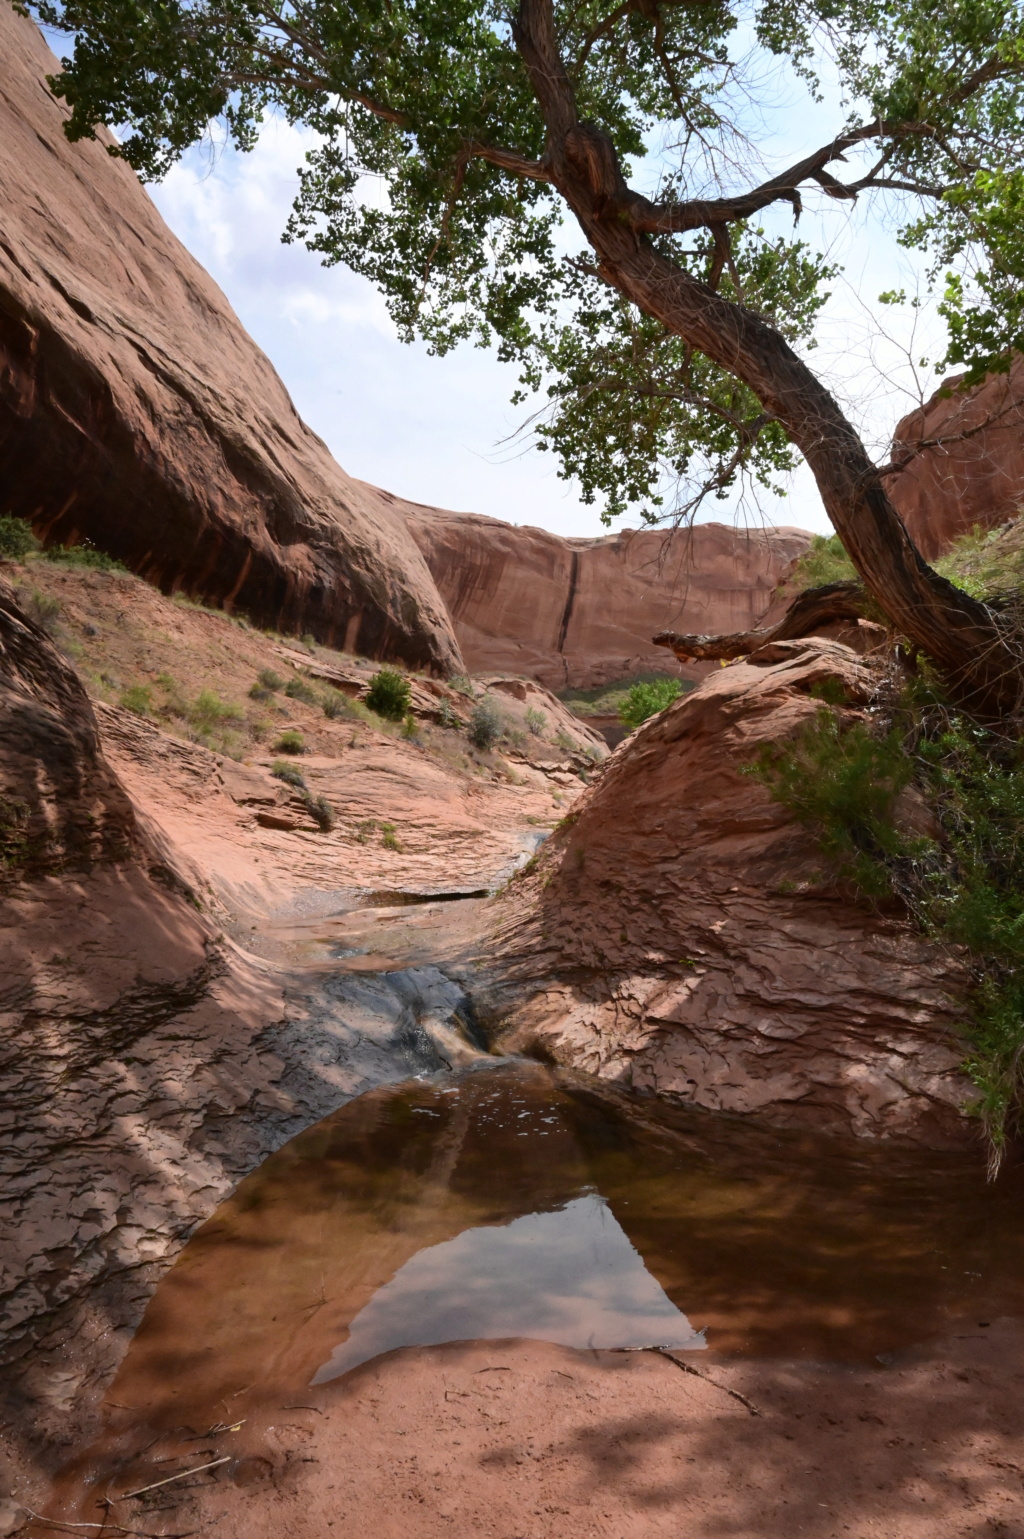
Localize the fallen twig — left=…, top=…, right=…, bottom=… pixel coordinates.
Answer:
left=611, top=1346, right=760, bottom=1415
left=106, top=1458, right=230, bottom=1504
left=17, top=1502, right=200, bottom=1537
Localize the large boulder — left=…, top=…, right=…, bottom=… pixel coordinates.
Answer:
left=484, top=638, right=974, bottom=1148
left=405, top=505, right=812, bottom=689
left=0, top=8, right=461, bottom=673
left=889, top=363, right=1024, bottom=560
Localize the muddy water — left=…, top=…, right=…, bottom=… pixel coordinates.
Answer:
left=88, top=1059, right=1024, bottom=1451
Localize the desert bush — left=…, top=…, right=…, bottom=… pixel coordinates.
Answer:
left=258, top=669, right=286, bottom=691
left=0, top=515, right=38, bottom=560
left=274, top=728, right=305, bottom=754
left=321, top=687, right=355, bottom=719
left=271, top=760, right=307, bottom=788
left=448, top=674, right=474, bottom=697
left=285, top=675, right=318, bottom=703
left=469, top=696, right=503, bottom=750
left=438, top=698, right=459, bottom=729
left=188, top=689, right=243, bottom=735
left=120, top=684, right=153, bottom=716
left=365, top=666, right=412, bottom=720
left=788, top=532, right=858, bottom=591
left=555, top=728, right=576, bottom=751
left=524, top=707, right=547, bottom=736
left=401, top=712, right=419, bottom=738
left=20, top=589, right=62, bottom=635
left=619, top=678, right=683, bottom=731
left=380, top=821, right=402, bottom=851
left=303, top=792, right=335, bottom=831
left=749, top=688, right=1024, bottom=1170
left=43, top=541, right=127, bottom=574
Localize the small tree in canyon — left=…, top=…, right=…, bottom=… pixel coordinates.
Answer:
left=21, top=0, right=1024, bottom=713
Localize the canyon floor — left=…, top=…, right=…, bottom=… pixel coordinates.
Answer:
left=4, top=558, right=1024, bottom=1539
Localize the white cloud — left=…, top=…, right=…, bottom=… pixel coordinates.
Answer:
left=149, top=105, right=947, bottom=541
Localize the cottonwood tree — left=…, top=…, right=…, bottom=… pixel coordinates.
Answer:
left=23, top=0, right=1024, bottom=711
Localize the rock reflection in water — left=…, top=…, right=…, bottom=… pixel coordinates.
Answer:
left=314, top=1193, right=705, bottom=1381
left=100, top=1060, right=1024, bottom=1437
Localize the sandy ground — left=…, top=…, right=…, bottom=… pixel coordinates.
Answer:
left=17, top=1325, right=1024, bottom=1539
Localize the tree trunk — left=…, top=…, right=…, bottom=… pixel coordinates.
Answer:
left=653, top=581, right=874, bottom=661
left=513, top=0, right=1024, bottom=718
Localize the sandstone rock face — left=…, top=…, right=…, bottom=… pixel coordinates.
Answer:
left=0, top=8, right=461, bottom=672
left=486, top=639, right=974, bottom=1147
left=890, top=363, right=1024, bottom=559
left=405, top=506, right=813, bottom=689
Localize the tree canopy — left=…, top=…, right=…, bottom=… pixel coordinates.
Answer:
left=18, top=0, right=1024, bottom=710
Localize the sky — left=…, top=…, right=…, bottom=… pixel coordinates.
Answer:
left=143, top=69, right=948, bottom=542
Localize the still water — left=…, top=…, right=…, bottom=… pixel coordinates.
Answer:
left=106, top=1059, right=1024, bottom=1429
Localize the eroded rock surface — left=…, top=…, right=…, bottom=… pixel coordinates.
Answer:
left=890, top=362, right=1024, bottom=559
left=483, top=639, right=974, bottom=1147
left=0, top=8, right=460, bottom=671
left=405, top=506, right=812, bottom=689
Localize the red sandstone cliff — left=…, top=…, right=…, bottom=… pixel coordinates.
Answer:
left=889, top=362, right=1024, bottom=559
left=0, top=8, right=461, bottom=672
left=404, top=505, right=812, bottom=689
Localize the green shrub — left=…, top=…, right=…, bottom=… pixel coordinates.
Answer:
left=365, top=666, right=412, bottom=721
left=438, top=698, right=459, bottom=729
left=619, top=678, right=683, bottom=731
left=303, top=792, right=335, bottom=831
left=284, top=675, right=318, bottom=703
left=274, top=728, right=305, bottom=755
left=188, top=690, right=243, bottom=734
left=120, top=684, right=153, bottom=716
left=380, top=821, right=402, bottom=851
left=43, top=541, right=128, bottom=573
left=789, top=532, right=858, bottom=590
left=555, top=728, right=576, bottom=751
left=258, top=669, right=286, bottom=691
left=0, top=515, right=38, bottom=560
left=401, top=712, right=419, bottom=739
left=525, top=707, right=547, bottom=736
left=469, top=696, right=503, bottom=750
left=750, top=690, right=1024, bottom=1169
left=271, top=760, right=307, bottom=788
left=448, top=673, right=474, bottom=697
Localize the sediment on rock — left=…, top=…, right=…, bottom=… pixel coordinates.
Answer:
left=478, top=637, right=976, bottom=1148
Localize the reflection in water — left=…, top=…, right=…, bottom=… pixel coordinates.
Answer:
left=100, top=1060, right=1024, bottom=1437
left=314, top=1193, right=705, bottom=1381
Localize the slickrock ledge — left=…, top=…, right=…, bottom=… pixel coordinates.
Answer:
left=480, top=637, right=976, bottom=1148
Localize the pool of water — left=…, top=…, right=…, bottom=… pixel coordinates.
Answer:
left=101, top=1059, right=1024, bottom=1433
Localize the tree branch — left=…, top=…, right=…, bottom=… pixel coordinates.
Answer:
left=653, top=581, right=871, bottom=660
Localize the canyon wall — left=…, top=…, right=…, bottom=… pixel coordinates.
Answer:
left=405, top=505, right=812, bottom=690
left=0, top=7, right=461, bottom=673
left=890, top=362, right=1024, bottom=559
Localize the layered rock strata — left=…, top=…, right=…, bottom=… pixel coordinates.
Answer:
left=483, top=638, right=974, bottom=1147
left=405, top=506, right=813, bottom=690
left=0, top=8, right=460, bottom=672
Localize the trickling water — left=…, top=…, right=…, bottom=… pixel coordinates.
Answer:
left=99, top=1058, right=1024, bottom=1438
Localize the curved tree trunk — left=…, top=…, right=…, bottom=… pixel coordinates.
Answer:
left=513, top=0, right=1024, bottom=718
